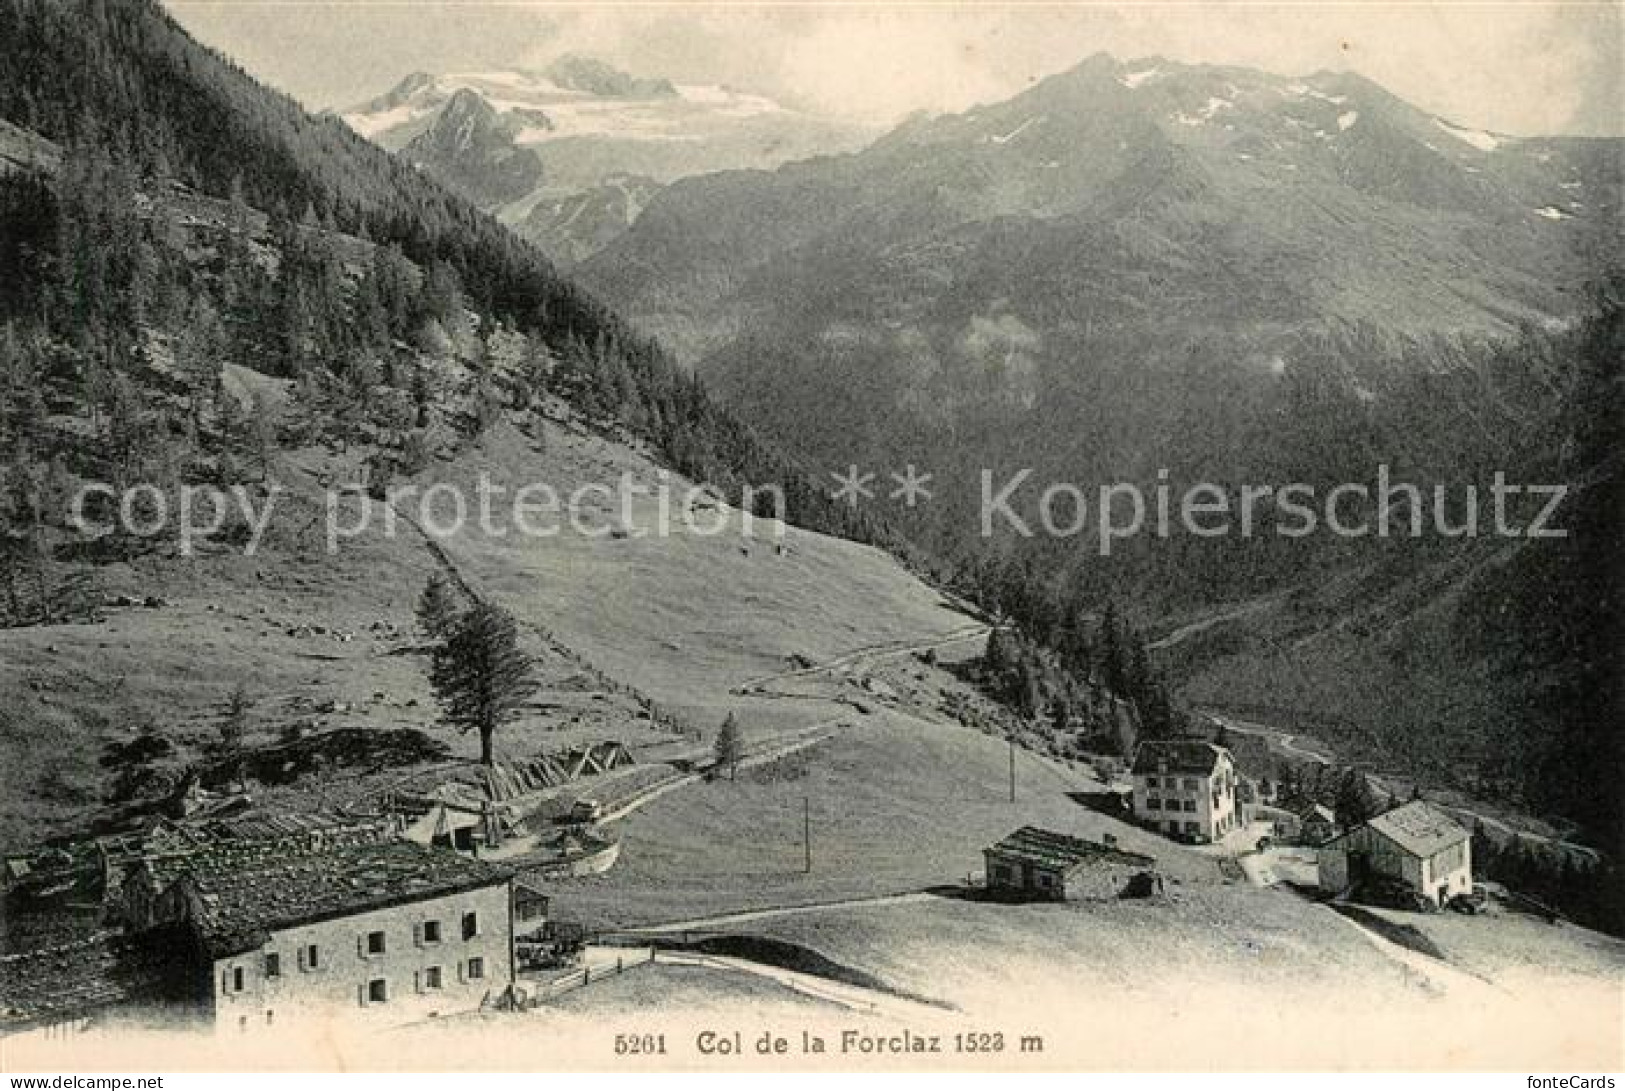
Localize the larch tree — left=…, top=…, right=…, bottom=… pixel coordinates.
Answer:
left=427, top=600, right=534, bottom=767
left=415, top=571, right=465, bottom=642
left=714, top=712, right=745, bottom=781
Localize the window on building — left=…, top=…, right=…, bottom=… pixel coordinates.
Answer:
left=232, top=966, right=245, bottom=992
left=462, top=912, right=479, bottom=941
left=1184, top=800, right=1196, bottom=812
left=1146, top=798, right=1161, bottom=810
left=368, top=978, right=388, bottom=1004
left=1184, top=821, right=1198, bottom=834
left=424, top=966, right=443, bottom=990
left=466, top=957, right=485, bottom=981
left=1183, top=778, right=1197, bottom=791
left=302, top=944, right=321, bottom=971
left=264, top=953, right=281, bottom=978
left=1146, top=776, right=1159, bottom=788
left=366, top=930, right=386, bottom=956
left=422, top=920, right=442, bottom=944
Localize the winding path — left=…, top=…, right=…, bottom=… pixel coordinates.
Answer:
left=732, top=624, right=992, bottom=697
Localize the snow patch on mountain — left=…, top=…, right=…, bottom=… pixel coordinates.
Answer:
left=1435, top=118, right=1509, bottom=152
left=1118, top=67, right=1163, bottom=89
left=987, top=116, right=1043, bottom=144
left=1171, top=96, right=1232, bottom=127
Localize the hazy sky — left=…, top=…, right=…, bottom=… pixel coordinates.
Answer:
left=165, top=2, right=1621, bottom=136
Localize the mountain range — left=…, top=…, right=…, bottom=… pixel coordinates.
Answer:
left=585, top=53, right=1615, bottom=359
left=575, top=52, right=1619, bottom=536
left=340, top=57, right=872, bottom=261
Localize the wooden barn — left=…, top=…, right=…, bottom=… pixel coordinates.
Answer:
left=983, top=826, right=1158, bottom=902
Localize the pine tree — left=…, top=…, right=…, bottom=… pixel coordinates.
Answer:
left=176, top=293, right=226, bottom=433
left=427, top=600, right=534, bottom=766
left=415, top=571, right=464, bottom=642
left=714, top=711, right=745, bottom=781
left=215, top=683, right=251, bottom=784
left=1470, top=818, right=1498, bottom=881
left=1334, top=768, right=1378, bottom=831
left=1099, top=602, right=1126, bottom=695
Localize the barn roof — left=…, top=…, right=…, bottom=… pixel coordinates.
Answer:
left=1340, top=801, right=1469, bottom=859
left=986, top=826, right=1155, bottom=873
left=1131, top=739, right=1230, bottom=776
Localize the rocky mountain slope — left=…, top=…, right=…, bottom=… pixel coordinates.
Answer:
left=400, top=88, right=546, bottom=206
left=586, top=53, right=1614, bottom=363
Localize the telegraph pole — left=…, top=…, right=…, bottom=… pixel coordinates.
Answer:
left=803, top=795, right=812, bottom=873
left=1009, top=736, right=1017, bottom=804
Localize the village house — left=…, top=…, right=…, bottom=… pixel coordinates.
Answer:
left=1296, top=803, right=1338, bottom=846
left=1318, top=800, right=1472, bottom=908
left=983, top=826, right=1158, bottom=902
left=124, top=836, right=517, bottom=1032
left=1130, top=740, right=1238, bottom=844
left=1260, top=801, right=1337, bottom=845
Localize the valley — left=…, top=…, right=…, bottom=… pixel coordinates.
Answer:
left=0, top=0, right=1620, bottom=1073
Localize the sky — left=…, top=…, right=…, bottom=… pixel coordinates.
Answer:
left=164, top=2, right=1621, bottom=137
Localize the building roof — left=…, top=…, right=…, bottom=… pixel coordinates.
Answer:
left=154, top=839, right=512, bottom=957
left=986, top=826, right=1155, bottom=873
left=1131, top=739, right=1230, bottom=777
left=0, top=927, right=181, bottom=1032
left=1297, top=802, right=1336, bottom=824
left=1338, top=801, right=1469, bottom=859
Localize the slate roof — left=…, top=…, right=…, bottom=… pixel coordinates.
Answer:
left=1131, top=739, right=1229, bottom=777
left=986, top=826, right=1155, bottom=873
left=155, top=839, right=512, bottom=957
left=1351, top=801, right=1469, bottom=859
left=0, top=927, right=182, bottom=1032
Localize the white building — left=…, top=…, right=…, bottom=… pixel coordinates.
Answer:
left=1318, top=800, right=1472, bottom=908
left=1130, top=740, right=1238, bottom=843
left=127, top=836, right=517, bottom=1031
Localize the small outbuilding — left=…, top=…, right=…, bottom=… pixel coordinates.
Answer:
left=983, top=826, right=1157, bottom=902
left=1297, top=803, right=1338, bottom=846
